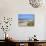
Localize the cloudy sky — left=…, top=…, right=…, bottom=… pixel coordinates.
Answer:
left=18, top=14, right=34, bottom=20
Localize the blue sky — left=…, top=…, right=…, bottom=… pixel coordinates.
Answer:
left=18, top=14, right=34, bottom=20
